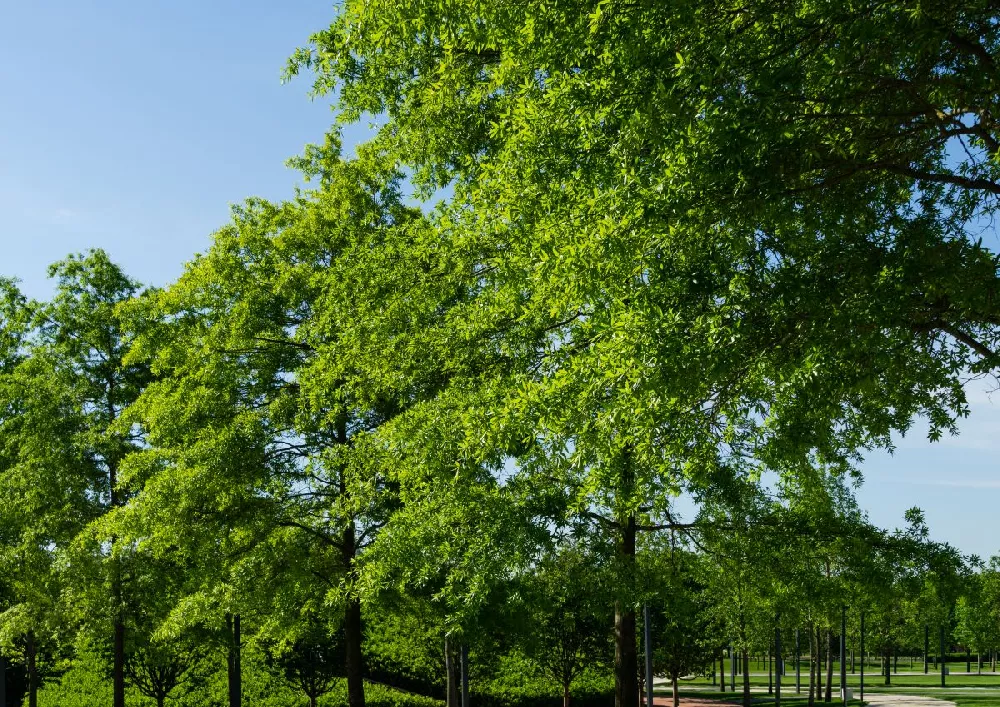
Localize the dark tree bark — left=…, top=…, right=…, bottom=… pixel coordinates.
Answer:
left=109, top=452, right=126, bottom=707
left=343, top=528, right=365, bottom=707
left=338, top=411, right=366, bottom=707
left=113, top=620, right=125, bottom=707
left=741, top=648, right=751, bottom=707
left=25, top=631, right=37, bottom=707
left=445, top=637, right=459, bottom=707
left=614, top=447, right=638, bottom=707
left=227, top=613, right=242, bottom=707
left=614, top=587, right=638, bottom=707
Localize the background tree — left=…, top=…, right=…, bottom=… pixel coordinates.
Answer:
left=263, top=618, right=345, bottom=707
left=641, top=540, right=719, bottom=707
left=518, top=542, right=612, bottom=707
left=0, top=251, right=148, bottom=707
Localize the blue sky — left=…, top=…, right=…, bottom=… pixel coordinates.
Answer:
left=3, top=2, right=997, bottom=560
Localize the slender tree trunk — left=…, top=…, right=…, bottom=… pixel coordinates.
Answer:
left=807, top=626, right=816, bottom=707
left=815, top=627, right=823, bottom=702
left=720, top=651, right=727, bottom=692
left=25, top=631, right=37, bottom=707
left=108, top=452, right=126, bottom=707
left=742, top=648, right=751, bottom=707
left=563, top=680, right=571, bottom=707
left=227, top=613, right=242, bottom=707
left=157, top=697, right=165, bottom=707
left=672, top=675, right=679, bottom=707
left=824, top=631, right=833, bottom=702
left=884, top=645, right=891, bottom=686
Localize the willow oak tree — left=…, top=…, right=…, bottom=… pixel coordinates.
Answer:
left=118, top=147, right=432, bottom=707
left=0, top=252, right=148, bottom=707
left=285, top=0, right=1000, bottom=471
left=283, top=3, right=1000, bottom=702
left=290, top=11, right=774, bottom=707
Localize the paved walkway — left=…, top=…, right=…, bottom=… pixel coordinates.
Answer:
left=650, top=687, right=961, bottom=707
left=651, top=699, right=732, bottom=707
left=861, top=694, right=957, bottom=707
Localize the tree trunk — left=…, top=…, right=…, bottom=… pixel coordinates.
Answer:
left=25, top=631, right=37, bottom=707
left=157, top=697, right=165, bottom=707
left=227, top=613, right=242, bottom=707
left=341, top=512, right=365, bottom=707
left=824, top=631, right=833, bottom=702
left=884, top=645, right=891, bottom=686
left=563, top=681, right=571, bottom=707
left=807, top=626, right=816, bottom=707
left=720, top=651, right=727, bottom=692
left=445, top=637, right=459, bottom=707
left=614, top=600, right=638, bottom=707
left=109, top=454, right=126, bottom=707
left=672, top=675, right=679, bottom=707
left=614, top=509, right=638, bottom=707
left=815, top=627, right=823, bottom=703
left=0, top=654, right=7, bottom=707
left=742, top=648, right=751, bottom=707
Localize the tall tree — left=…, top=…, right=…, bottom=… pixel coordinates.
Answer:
left=118, top=145, right=437, bottom=707
left=0, top=252, right=147, bottom=707
left=284, top=5, right=1000, bottom=699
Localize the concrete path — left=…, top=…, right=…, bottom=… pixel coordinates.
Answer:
left=861, top=694, right=957, bottom=707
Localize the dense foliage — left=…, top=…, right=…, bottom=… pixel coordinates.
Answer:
left=3, top=1, right=1000, bottom=706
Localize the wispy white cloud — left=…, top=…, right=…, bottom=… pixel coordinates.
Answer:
left=49, top=207, right=80, bottom=226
